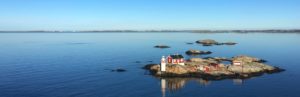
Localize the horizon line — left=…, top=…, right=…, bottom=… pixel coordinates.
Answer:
left=1, top=29, right=300, bottom=32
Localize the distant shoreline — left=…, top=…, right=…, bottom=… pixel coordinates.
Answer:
left=0, top=29, right=300, bottom=33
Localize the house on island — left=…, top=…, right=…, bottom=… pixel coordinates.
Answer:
left=160, top=54, right=185, bottom=72
left=233, top=60, right=243, bottom=66
left=167, top=54, right=185, bottom=66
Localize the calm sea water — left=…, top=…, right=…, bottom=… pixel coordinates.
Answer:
left=0, top=32, right=300, bottom=97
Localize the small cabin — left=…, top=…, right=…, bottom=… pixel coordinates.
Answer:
left=167, top=54, right=185, bottom=65
left=233, top=60, right=243, bottom=66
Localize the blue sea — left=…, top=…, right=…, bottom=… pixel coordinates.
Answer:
left=0, top=32, right=300, bottom=97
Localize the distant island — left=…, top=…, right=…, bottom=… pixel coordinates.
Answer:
left=0, top=29, right=300, bottom=33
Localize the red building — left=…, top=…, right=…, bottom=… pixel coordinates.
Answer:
left=167, top=54, right=185, bottom=65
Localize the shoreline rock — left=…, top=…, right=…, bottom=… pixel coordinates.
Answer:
left=203, top=57, right=232, bottom=62
left=232, top=55, right=267, bottom=63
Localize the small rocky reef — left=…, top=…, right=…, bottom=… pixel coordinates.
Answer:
left=144, top=55, right=284, bottom=80
left=196, top=39, right=237, bottom=46
left=154, top=45, right=171, bottom=48
left=185, top=49, right=212, bottom=55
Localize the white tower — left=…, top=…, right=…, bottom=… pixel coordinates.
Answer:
left=161, top=56, right=166, bottom=72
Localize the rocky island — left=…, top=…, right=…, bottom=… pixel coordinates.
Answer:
left=185, top=49, right=212, bottom=55
left=196, top=39, right=237, bottom=46
left=154, top=45, right=171, bottom=48
left=144, top=55, right=284, bottom=80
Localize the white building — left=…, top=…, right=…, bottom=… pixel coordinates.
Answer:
left=161, top=56, right=166, bottom=72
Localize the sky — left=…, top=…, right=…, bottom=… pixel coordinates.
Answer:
left=0, top=0, right=299, bottom=31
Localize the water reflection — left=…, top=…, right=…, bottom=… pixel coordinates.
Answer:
left=198, top=79, right=211, bottom=86
left=233, top=79, right=244, bottom=85
left=160, top=78, right=244, bottom=97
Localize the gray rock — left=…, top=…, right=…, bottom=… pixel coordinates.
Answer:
left=223, top=42, right=237, bottom=45
left=186, top=42, right=194, bottom=44
left=196, top=39, right=218, bottom=44
left=111, top=68, right=127, bottom=72
left=195, top=39, right=238, bottom=46
left=154, top=45, right=170, bottom=48
left=186, top=49, right=212, bottom=55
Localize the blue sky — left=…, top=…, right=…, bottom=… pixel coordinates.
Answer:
left=0, top=0, right=299, bottom=31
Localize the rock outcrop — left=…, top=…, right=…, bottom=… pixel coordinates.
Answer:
left=223, top=42, right=237, bottom=45
left=154, top=45, right=170, bottom=48
left=110, top=68, right=127, bottom=72
left=186, top=42, right=194, bottom=44
left=196, top=39, right=218, bottom=46
left=232, top=55, right=267, bottom=63
left=196, top=39, right=218, bottom=45
left=195, top=39, right=237, bottom=46
left=185, top=49, right=212, bottom=55
left=229, top=56, right=278, bottom=73
left=203, top=57, right=232, bottom=62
